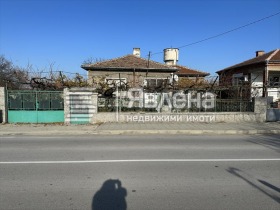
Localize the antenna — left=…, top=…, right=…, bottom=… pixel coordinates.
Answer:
left=146, top=51, right=151, bottom=77
left=147, top=51, right=151, bottom=68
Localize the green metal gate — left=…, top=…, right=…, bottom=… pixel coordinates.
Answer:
left=7, top=90, right=64, bottom=123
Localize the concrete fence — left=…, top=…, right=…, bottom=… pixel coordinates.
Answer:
left=92, top=112, right=257, bottom=123
left=91, top=97, right=273, bottom=123
left=0, top=86, right=276, bottom=124
left=254, top=97, right=273, bottom=122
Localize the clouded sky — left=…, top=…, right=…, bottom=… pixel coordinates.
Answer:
left=0, top=0, right=279, bottom=76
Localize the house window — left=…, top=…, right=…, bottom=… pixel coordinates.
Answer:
left=232, top=73, right=248, bottom=86
left=144, top=78, right=168, bottom=88
left=106, top=78, right=127, bottom=87
left=269, top=76, right=280, bottom=87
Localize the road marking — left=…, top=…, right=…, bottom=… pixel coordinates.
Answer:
left=0, top=159, right=280, bottom=164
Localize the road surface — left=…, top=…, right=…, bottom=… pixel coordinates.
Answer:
left=0, top=134, right=279, bottom=209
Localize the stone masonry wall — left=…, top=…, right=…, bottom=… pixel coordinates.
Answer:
left=91, top=97, right=272, bottom=123
left=92, top=112, right=257, bottom=123
left=87, top=71, right=174, bottom=87
left=254, top=97, right=273, bottom=122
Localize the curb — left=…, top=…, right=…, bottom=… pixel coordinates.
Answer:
left=1, top=130, right=280, bottom=136
left=95, top=130, right=280, bottom=135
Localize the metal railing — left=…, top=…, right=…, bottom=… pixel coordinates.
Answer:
left=8, top=91, right=64, bottom=110
left=98, top=97, right=254, bottom=112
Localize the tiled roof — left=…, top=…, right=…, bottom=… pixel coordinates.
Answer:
left=217, top=49, right=280, bottom=73
left=175, top=65, right=209, bottom=77
left=270, top=49, right=280, bottom=62
left=81, top=54, right=177, bottom=71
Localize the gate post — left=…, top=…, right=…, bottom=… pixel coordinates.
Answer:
left=64, top=88, right=70, bottom=124
left=0, top=87, right=7, bottom=123
left=64, top=88, right=97, bottom=124
left=90, top=92, right=98, bottom=123
left=254, top=97, right=273, bottom=122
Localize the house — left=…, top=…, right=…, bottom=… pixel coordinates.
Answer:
left=174, top=65, right=210, bottom=90
left=81, top=48, right=209, bottom=92
left=175, top=65, right=209, bottom=78
left=216, top=49, right=280, bottom=101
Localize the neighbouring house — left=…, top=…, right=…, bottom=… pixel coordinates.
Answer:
left=216, top=49, right=280, bottom=101
left=81, top=48, right=209, bottom=93
left=174, top=65, right=209, bottom=89
left=175, top=65, right=209, bottom=78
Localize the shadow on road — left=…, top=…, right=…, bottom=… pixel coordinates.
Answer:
left=258, top=179, right=280, bottom=193
left=246, top=135, right=280, bottom=153
left=92, top=179, right=127, bottom=210
left=227, top=167, right=280, bottom=203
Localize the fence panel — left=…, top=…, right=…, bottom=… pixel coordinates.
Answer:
left=7, top=90, right=64, bottom=123
left=98, top=93, right=254, bottom=112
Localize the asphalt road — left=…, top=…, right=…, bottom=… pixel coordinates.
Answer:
left=0, top=134, right=279, bottom=210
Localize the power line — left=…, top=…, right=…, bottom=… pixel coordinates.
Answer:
left=151, top=11, right=280, bottom=56
left=23, top=70, right=88, bottom=77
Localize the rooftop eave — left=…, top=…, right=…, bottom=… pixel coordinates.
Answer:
left=81, top=65, right=178, bottom=72
left=177, top=73, right=210, bottom=77
left=216, top=60, right=267, bottom=74
left=268, top=61, right=280, bottom=64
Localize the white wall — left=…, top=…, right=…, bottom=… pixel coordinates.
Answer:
left=0, top=87, right=7, bottom=123
left=267, top=88, right=280, bottom=102
left=251, top=72, right=263, bottom=97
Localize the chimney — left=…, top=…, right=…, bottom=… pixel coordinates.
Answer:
left=256, top=50, right=265, bottom=57
left=133, top=48, right=141, bottom=57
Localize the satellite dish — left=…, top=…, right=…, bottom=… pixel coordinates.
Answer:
left=143, top=80, right=147, bottom=87
left=169, top=74, right=179, bottom=83
left=173, top=75, right=179, bottom=82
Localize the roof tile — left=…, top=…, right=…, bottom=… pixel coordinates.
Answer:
left=175, top=65, right=209, bottom=76
left=217, top=49, right=280, bottom=73
left=82, top=54, right=176, bottom=70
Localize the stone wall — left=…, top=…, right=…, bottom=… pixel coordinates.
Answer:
left=0, top=87, right=7, bottom=123
left=91, top=97, right=272, bottom=123
left=254, top=97, right=273, bottom=122
left=0, top=88, right=272, bottom=124
left=92, top=112, right=257, bottom=123
left=88, top=71, right=175, bottom=87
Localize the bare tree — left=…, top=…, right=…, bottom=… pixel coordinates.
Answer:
left=82, top=57, right=106, bottom=65
left=0, top=55, right=29, bottom=89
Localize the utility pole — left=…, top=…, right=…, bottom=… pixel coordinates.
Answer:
left=118, top=73, right=121, bottom=114
left=59, top=71, right=64, bottom=86
left=133, top=69, right=135, bottom=87
left=146, top=51, right=151, bottom=77
left=116, top=85, right=119, bottom=122
left=147, top=51, right=151, bottom=68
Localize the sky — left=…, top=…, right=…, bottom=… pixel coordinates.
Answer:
left=0, top=0, right=280, bottom=77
